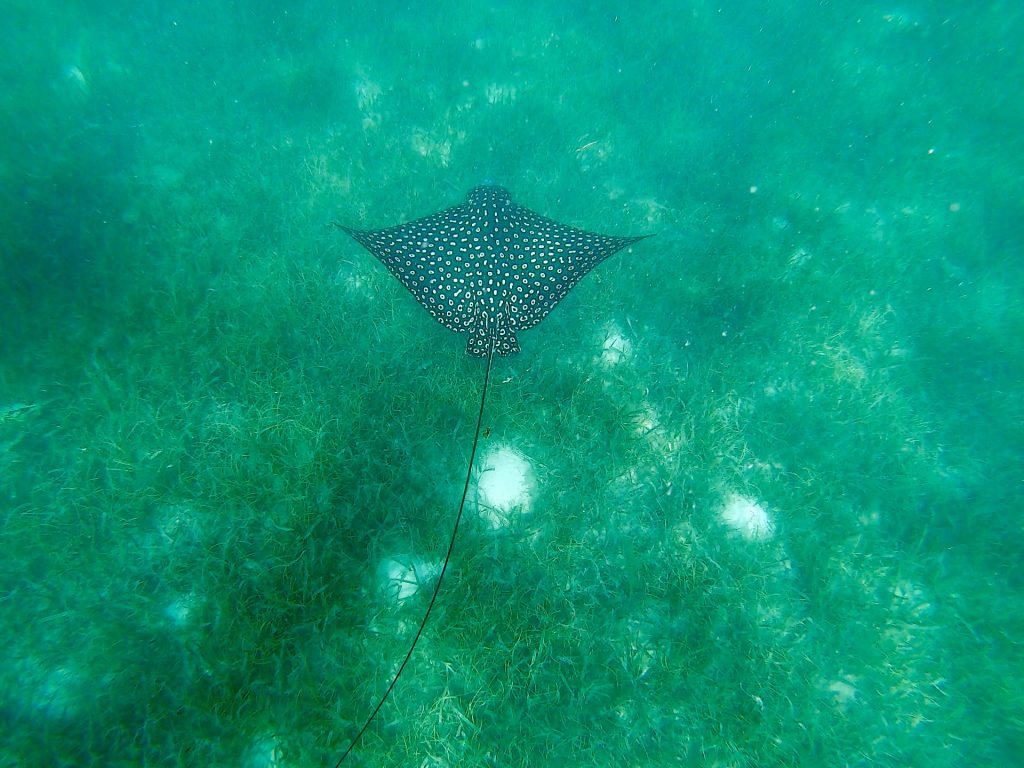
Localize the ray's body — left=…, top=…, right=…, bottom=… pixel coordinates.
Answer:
left=339, top=185, right=646, bottom=355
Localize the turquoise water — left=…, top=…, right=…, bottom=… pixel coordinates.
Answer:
left=2, top=1, right=1021, bottom=765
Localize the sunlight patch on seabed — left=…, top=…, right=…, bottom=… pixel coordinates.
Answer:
left=818, top=568, right=943, bottom=729
left=9, top=656, right=82, bottom=720
left=574, top=135, right=613, bottom=173
left=483, top=82, right=518, bottom=105
left=718, top=492, right=775, bottom=542
left=596, top=320, right=634, bottom=368
left=353, top=74, right=382, bottom=111
left=333, top=262, right=379, bottom=299
left=64, top=63, right=89, bottom=95
left=164, top=590, right=201, bottom=628
left=475, top=445, right=536, bottom=530
left=410, top=129, right=455, bottom=168
left=376, top=556, right=442, bottom=605
left=352, top=69, right=383, bottom=131
left=141, top=504, right=207, bottom=630
left=631, top=195, right=671, bottom=227
left=303, top=151, right=352, bottom=205
left=245, top=732, right=283, bottom=768
left=588, top=322, right=683, bottom=479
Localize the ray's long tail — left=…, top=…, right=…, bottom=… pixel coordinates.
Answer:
left=334, top=339, right=496, bottom=766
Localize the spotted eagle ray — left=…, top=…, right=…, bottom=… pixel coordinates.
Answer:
left=333, top=185, right=648, bottom=765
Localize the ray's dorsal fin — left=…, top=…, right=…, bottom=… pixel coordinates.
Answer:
left=333, top=186, right=648, bottom=765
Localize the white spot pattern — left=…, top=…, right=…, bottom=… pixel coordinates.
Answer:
left=340, top=185, right=646, bottom=356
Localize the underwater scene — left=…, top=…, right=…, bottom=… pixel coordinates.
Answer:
left=1, top=1, right=1021, bottom=766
